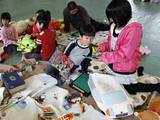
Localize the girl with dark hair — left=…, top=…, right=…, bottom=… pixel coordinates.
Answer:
left=0, top=12, right=18, bottom=62
left=26, top=9, right=45, bottom=35
left=26, top=10, right=57, bottom=61
left=97, top=0, right=159, bottom=94
left=32, top=10, right=49, bottom=35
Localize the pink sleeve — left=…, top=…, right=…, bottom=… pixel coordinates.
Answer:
left=99, top=27, right=142, bottom=64
left=1, top=28, right=8, bottom=40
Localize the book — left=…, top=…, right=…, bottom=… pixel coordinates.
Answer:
left=1, top=72, right=26, bottom=94
left=70, top=74, right=90, bottom=96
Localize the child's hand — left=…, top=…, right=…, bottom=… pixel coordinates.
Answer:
left=60, top=53, right=74, bottom=68
left=60, top=53, right=68, bottom=63
left=97, top=44, right=106, bottom=53
left=66, top=58, right=74, bottom=68
left=0, top=64, right=18, bottom=72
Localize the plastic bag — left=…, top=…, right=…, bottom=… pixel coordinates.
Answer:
left=88, top=73, right=133, bottom=118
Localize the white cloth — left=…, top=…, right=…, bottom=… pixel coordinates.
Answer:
left=1, top=96, right=40, bottom=120
left=105, top=65, right=138, bottom=85
left=89, top=59, right=137, bottom=84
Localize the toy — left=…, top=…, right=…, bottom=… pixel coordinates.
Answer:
left=88, top=59, right=108, bottom=74
left=17, top=35, right=37, bottom=53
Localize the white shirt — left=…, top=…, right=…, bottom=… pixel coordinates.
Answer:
left=110, top=23, right=122, bottom=50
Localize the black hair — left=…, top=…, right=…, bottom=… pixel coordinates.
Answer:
left=45, top=10, right=51, bottom=22
left=36, top=9, right=45, bottom=15
left=36, top=10, right=50, bottom=30
left=1, top=12, right=11, bottom=22
left=67, top=1, right=78, bottom=11
left=79, top=25, right=95, bottom=37
left=106, top=0, right=132, bottom=28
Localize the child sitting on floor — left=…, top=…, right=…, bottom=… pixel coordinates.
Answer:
left=0, top=12, right=18, bottom=62
left=30, top=9, right=45, bottom=35
left=25, top=10, right=57, bottom=61
left=63, top=25, right=95, bottom=73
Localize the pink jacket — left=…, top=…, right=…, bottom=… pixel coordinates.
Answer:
left=99, top=22, right=143, bottom=73
left=0, top=25, right=18, bottom=47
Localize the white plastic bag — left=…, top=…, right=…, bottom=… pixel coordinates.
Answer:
left=88, top=73, right=133, bottom=118
left=21, top=73, right=57, bottom=97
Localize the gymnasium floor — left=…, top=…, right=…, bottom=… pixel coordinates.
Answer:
left=0, top=0, right=160, bottom=76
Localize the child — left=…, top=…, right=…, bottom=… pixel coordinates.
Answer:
left=63, top=25, right=95, bottom=73
left=31, top=9, right=45, bottom=35
left=25, top=10, right=57, bottom=61
left=97, top=0, right=159, bottom=94
left=0, top=12, right=18, bottom=61
left=63, top=1, right=109, bottom=33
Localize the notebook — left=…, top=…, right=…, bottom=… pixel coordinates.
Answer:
left=70, top=74, right=90, bottom=96
left=1, top=72, right=26, bottom=94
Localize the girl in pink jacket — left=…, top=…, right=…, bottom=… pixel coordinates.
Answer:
left=98, top=0, right=160, bottom=94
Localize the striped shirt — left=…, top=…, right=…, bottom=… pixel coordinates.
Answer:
left=64, top=40, right=92, bottom=66
left=0, top=25, right=18, bottom=47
